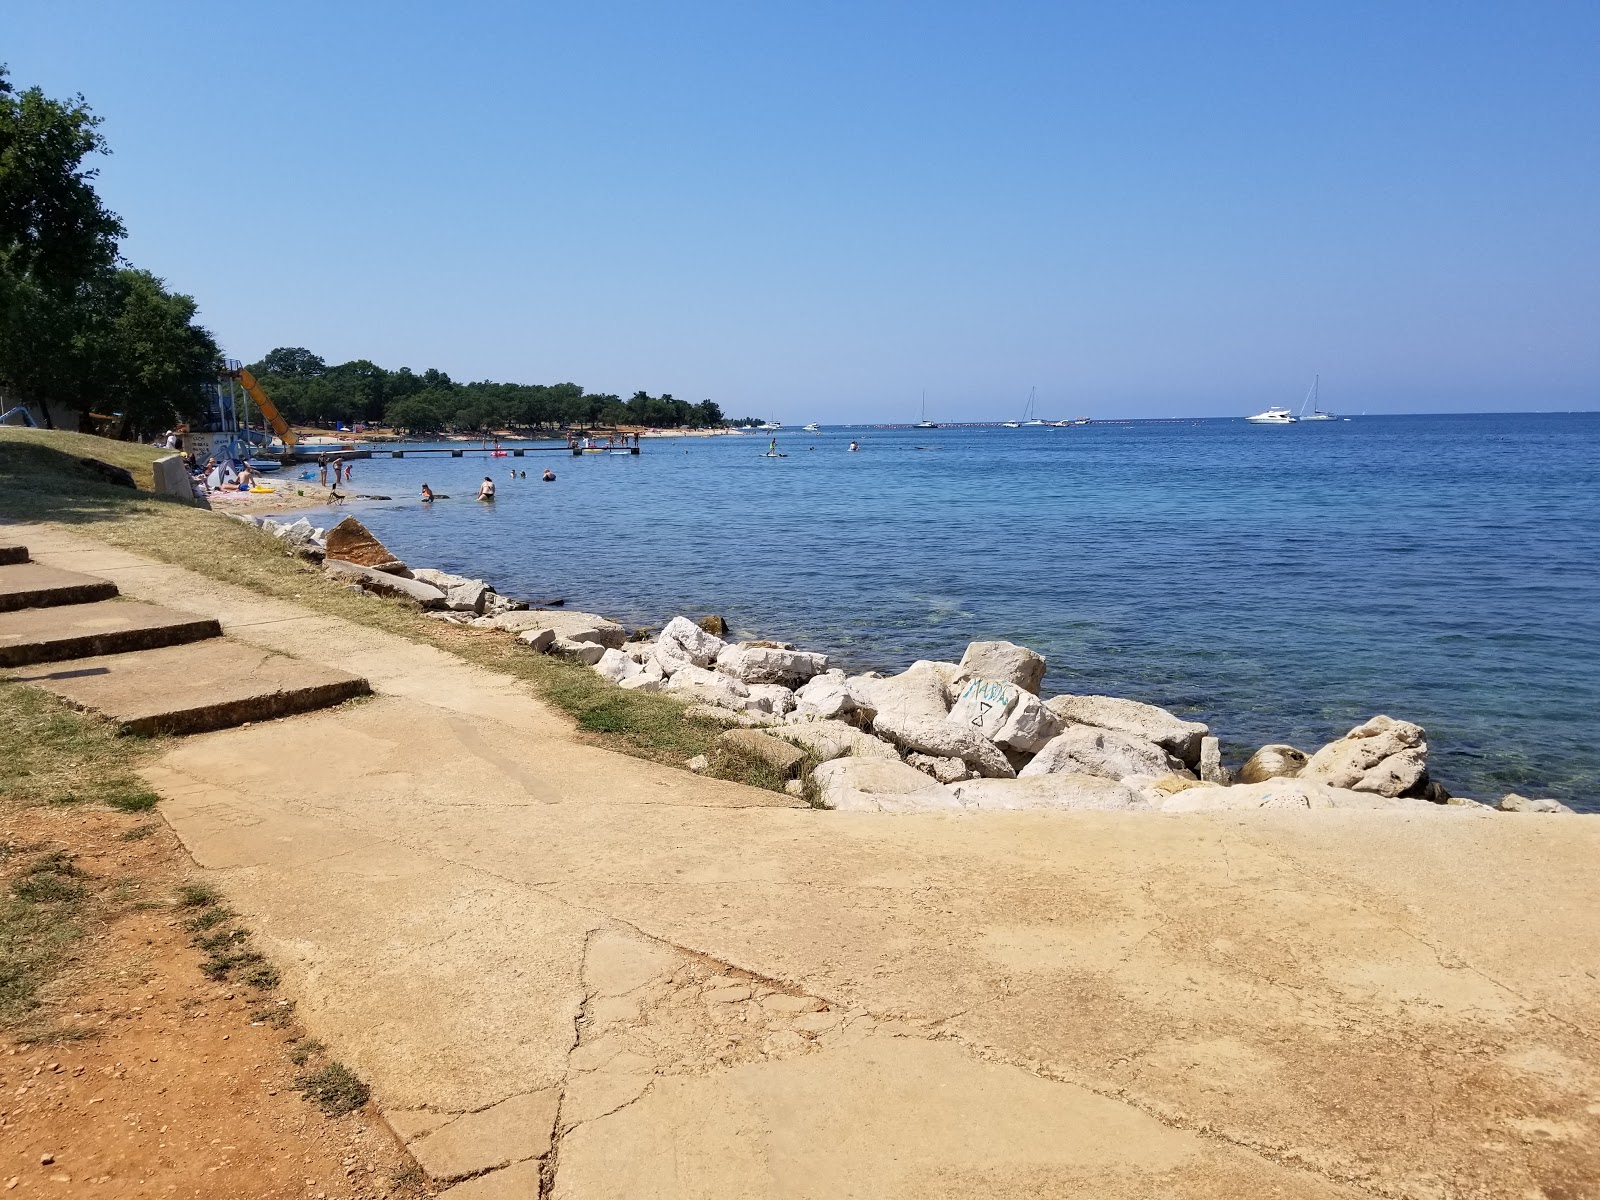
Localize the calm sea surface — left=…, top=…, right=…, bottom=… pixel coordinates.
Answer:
left=290, top=413, right=1600, bottom=810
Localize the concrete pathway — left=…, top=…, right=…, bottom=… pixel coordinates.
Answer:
left=12, top=522, right=1600, bottom=1199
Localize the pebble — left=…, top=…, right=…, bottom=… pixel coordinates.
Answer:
left=39, top=1155, right=53, bottom=1166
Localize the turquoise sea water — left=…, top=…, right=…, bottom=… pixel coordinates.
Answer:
left=295, top=413, right=1600, bottom=810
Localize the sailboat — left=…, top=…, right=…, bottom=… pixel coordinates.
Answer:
left=1298, top=375, right=1337, bottom=421
left=1021, top=387, right=1047, bottom=426
left=913, top=390, right=938, bottom=429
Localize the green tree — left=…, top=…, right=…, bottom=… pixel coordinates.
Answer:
left=101, top=269, right=221, bottom=439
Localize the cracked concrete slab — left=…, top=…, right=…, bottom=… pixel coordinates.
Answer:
left=408, top=1089, right=560, bottom=1181
left=14, top=522, right=1599, bottom=1199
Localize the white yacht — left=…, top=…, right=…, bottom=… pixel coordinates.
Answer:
left=1005, top=387, right=1048, bottom=427
left=756, top=420, right=782, bottom=432
left=1246, top=406, right=1298, bottom=424
left=802, top=422, right=820, bottom=432
left=913, top=390, right=938, bottom=429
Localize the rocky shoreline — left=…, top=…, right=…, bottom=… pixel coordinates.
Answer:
left=239, top=512, right=1579, bottom=816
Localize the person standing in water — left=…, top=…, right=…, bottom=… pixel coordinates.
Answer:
left=420, top=483, right=434, bottom=502
left=478, top=476, right=495, bottom=502
left=542, top=468, right=555, bottom=482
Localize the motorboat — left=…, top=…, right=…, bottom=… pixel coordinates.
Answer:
left=1298, top=375, right=1337, bottom=420
left=756, top=421, right=781, bottom=432
left=802, top=422, right=820, bottom=432
left=1246, top=406, right=1298, bottom=424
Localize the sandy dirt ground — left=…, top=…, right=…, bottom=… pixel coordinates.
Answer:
left=11, top=522, right=1600, bottom=1200
left=0, top=802, right=433, bottom=1200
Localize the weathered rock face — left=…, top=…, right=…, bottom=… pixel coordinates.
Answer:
left=905, top=752, right=973, bottom=784
left=323, top=559, right=445, bottom=608
left=1498, top=793, right=1576, bottom=814
left=715, top=642, right=829, bottom=687
left=946, top=677, right=1020, bottom=741
left=771, top=721, right=899, bottom=763
left=871, top=709, right=1015, bottom=779
left=792, top=671, right=875, bottom=725
left=1157, top=776, right=1439, bottom=812
left=1019, top=725, right=1172, bottom=780
left=1301, top=715, right=1427, bottom=798
left=855, top=669, right=949, bottom=724
left=717, top=729, right=808, bottom=778
left=1043, top=694, right=1208, bottom=766
left=958, top=641, right=1045, bottom=694
left=698, top=614, right=729, bottom=636
left=906, top=660, right=972, bottom=705
left=550, top=637, right=605, bottom=666
left=991, top=691, right=1063, bottom=754
left=593, top=648, right=642, bottom=684
left=666, top=664, right=751, bottom=710
left=811, top=757, right=956, bottom=813
left=1198, top=736, right=1231, bottom=785
left=492, top=610, right=627, bottom=649
left=945, top=774, right=1145, bottom=812
left=744, top=683, right=797, bottom=716
left=325, top=516, right=402, bottom=568
left=1236, top=744, right=1308, bottom=785
left=660, top=616, right=726, bottom=668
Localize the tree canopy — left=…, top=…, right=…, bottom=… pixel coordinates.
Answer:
left=0, top=66, right=220, bottom=439
left=245, top=347, right=742, bottom=433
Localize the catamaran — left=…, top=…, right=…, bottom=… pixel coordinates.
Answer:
left=1298, top=375, right=1337, bottom=421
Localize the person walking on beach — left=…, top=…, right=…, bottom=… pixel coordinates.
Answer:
left=330, top=456, right=343, bottom=490
left=478, top=476, right=495, bottom=502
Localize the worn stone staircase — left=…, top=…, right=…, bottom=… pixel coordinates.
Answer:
left=0, top=542, right=370, bottom=736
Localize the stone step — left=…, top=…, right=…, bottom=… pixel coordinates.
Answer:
left=0, top=545, right=27, bottom=566
left=0, top=599, right=220, bottom=668
left=5, top=639, right=372, bottom=736
left=0, top=561, right=120, bottom=612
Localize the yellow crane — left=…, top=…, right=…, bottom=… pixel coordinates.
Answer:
left=231, top=366, right=298, bottom=450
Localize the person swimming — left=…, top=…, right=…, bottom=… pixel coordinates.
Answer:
left=420, top=483, right=434, bottom=502
left=542, top=468, right=556, bottom=482
left=848, top=440, right=860, bottom=452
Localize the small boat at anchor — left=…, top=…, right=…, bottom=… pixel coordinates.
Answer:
left=1246, top=406, right=1298, bottom=424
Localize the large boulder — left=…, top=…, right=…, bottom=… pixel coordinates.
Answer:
left=871, top=709, right=1014, bottom=778
left=717, top=729, right=808, bottom=778
left=1301, top=715, right=1427, bottom=798
left=991, top=691, right=1063, bottom=754
left=945, top=774, right=1146, bottom=812
left=1236, top=744, right=1308, bottom=784
left=771, top=721, right=899, bottom=764
left=946, top=677, right=1020, bottom=741
left=792, top=670, right=876, bottom=725
left=659, top=615, right=726, bottom=668
left=1019, top=725, right=1173, bottom=780
left=715, top=642, right=829, bottom=687
left=1157, top=777, right=1438, bottom=813
left=854, top=669, right=949, bottom=723
left=1044, top=694, right=1208, bottom=766
left=491, top=609, right=627, bottom=649
left=745, top=683, right=797, bottom=716
left=593, top=648, right=643, bottom=684
left=324, top=516, right=402, bottom=569
left=959, top=641, right=1045, bottom=694
left=666, top=664, right=752, bottom=710
left=323, top=559, right=445, bottom=608
left=811, top=758, right=957, bottom=813
left=906, top=660, right=972, bottom=705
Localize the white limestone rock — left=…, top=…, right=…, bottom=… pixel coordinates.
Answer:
left=1198, top=736, right=1231, bottom=785
left=811, top=757, right=958, bottom=813
left=551, top=637, right=606, bottom=666
left=1497, top=793, right=1576, bottom=814
left=991, top=691, right=1063, bottom=754
left=1044, top=694, right=1209, bottom=767
left=946, top=677, right=1021, bottom=741
left=871, top=709, right=1015, bottom=779
left=715, top=642, right=829, bottom=686
left=906, top=660, right=972, bottom=705
left=491, top=609, right=627, bottom=649
left=745, top=683, right=798, bottom=716
left=945, top=774, right=1146, bottom=812
left=1020, top=725, right=1174, bottom=781
left=593, top=648, right=643, bottom=684
left=667, top=663, right=752, bottom=710
left=1300, top=715, right=1428, bottom=798
left=617, top=674, right=664, bottom=692
left=1236, top=744, right=1308, bottom=784
left=905, top=752, right=973, bottom=784
left=854, top=668, right=950, bottom=724
left=684, top=703, right=782, bottom=728
left=659, top=615, right=726, bottom=667
left=958, top=641, right=1045, bottom=694
left=1157, top=777, right=1438, bottom=812
left=322, top=560, right=446, bottom=608
left=792, top=670, right=876, bottom=724
left=771, top=721, right=899, bottom=763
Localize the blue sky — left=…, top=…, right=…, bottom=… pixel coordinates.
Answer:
left=8, top=1, right=1598, bottom=421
